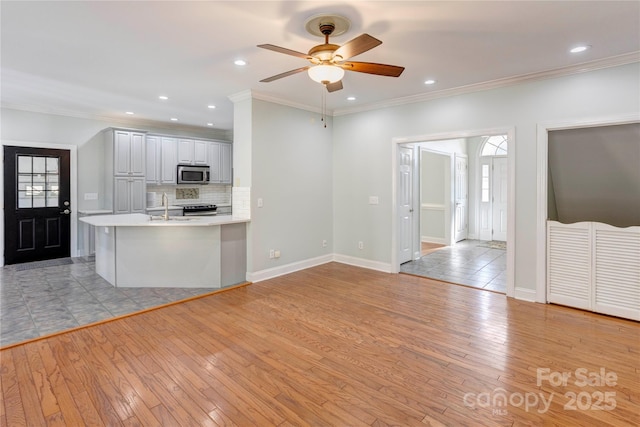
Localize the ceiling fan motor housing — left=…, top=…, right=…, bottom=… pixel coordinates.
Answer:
left=319, top=22, right=335, bottom=35
left=308, top=43, right=340, bottom=61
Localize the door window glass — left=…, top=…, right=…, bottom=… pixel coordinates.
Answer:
left=482, top=164, right=490, bottom=202
left=481, top=135, right=508, bottom=156
left=17, top=155, right=59, bottom=208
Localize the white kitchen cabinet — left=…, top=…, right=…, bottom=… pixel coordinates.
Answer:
left=147, top=135, right=177, bottom=185
left=114, top=177, right=146, bottom=214
left=208, top=142, right=221, bottom=182
left=208, top=142, right=232, bottom=184
left=220, top=143, right=232, bottom=184
left=177, top=138, right=208, bottom=165
left=160, top=137, right=178, bottom=184
left=104, top=128, right=147, bottom=214
left=114, top=130, right=145, bottom=176
left=145, top=135, right=160, bottom=184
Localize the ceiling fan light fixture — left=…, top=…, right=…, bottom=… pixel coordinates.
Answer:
left=308, top=64, right=344, bottom=84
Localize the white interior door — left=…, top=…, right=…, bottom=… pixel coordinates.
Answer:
left=492, top=156, right=508, bottom=241
left=454, top=155, right=468, bottom=242
left=398, top=146, right=413, bottom=263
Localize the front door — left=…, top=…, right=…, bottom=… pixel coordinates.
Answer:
left=398, top=146, right=414, bottom=264
left=3, top=146, right=71, bottom=264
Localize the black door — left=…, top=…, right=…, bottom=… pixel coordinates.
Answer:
left=4, top=146, right=71, bottom=265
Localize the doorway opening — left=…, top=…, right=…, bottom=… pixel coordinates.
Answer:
left=394, top=132, right=513, bottom=295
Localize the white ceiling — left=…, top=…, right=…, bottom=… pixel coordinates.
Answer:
left=2, top=1, right=639, bottom=131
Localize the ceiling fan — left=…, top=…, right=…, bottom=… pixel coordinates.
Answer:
left=257, top=15, right=405, bottom=92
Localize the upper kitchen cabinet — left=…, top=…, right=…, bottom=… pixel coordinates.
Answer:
left=146, top=135, right=177, bottom=185
left=220, top=143, right=232, bottom=184
left=111, top=129, right=145, bottom=176
left=177, top=138, right=208, bottom=165
left=208, top=142, right=232, bottom=184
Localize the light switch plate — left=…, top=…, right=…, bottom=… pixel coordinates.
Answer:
left=84, top=193, right=98, bottom=200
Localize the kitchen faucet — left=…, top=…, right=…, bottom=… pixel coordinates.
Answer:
left=162, top=192, right=169, bottom=220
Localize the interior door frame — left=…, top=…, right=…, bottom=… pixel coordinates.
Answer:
left=391, top=126, right=515, bottom=298
left=1, top=140, right=78, bottom=267
left=535, top=113, right=639, bottom=303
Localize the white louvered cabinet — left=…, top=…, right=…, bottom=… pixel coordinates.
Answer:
left=547, top=221, right=640, bottom=321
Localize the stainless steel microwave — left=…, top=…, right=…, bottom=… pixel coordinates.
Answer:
left=177, top=164, right=210, bottom=184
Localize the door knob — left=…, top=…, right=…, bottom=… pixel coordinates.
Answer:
left=61, top=209, right=71, bottom=215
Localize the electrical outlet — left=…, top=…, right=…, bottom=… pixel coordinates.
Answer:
left=269, top=249, right=274, bottom=259
left=257, top=198, right=264, bottom=208
left=322, top=239, right=327, bottom=247
left=358, top=241, right=364, bottom=250
left=274, top=250, right=281, bottom=258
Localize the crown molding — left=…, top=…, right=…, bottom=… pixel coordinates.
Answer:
left=333, top=52, right=640, bottom=117
left=0, top=102, right=230, bottom=137
left=228, top=90, right=253, bottom=104
left=249, top=90, right=325, bottom=115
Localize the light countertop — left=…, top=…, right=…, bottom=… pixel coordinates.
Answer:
left=80, top=213, right=249, bottom=227
left=78, top=209, right=113, bottom=215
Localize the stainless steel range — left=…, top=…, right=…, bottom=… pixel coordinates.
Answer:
left=180, top=204, right=218, bottom=216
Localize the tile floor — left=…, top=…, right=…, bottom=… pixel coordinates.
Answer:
left=400, top=239, right=507, bottom=293
left=0, top=256, right=218, bottom=347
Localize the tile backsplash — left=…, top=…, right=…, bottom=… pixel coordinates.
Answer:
left=232, top=187, right=251, bottom=219
left=148, top=184, right=231, bottom=207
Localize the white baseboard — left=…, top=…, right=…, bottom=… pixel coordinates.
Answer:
left=421, top=236, right=446, bottom=244
left=514, top=286, right=537, bottom=302
left=247, top=254, right=333, bottom=283
left=332, top=254, right=392, bottom=273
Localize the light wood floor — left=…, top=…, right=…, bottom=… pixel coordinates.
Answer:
left=1, top=263, right=638, bottom=426
left=421, top=242, right=445, bottom=256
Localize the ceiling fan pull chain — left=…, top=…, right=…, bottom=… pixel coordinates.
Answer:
left=322, top=84, right=327, bottom=128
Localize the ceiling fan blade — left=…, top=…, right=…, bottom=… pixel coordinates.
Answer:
left=341, top=61, right=405, bottom=77
left=325, top=80, right=343, bottom=93
left=257, top=44, right=311, bottom=59
left=333, top=34, right=382, bottom=61
left=260, top=66, right=310, bottom=83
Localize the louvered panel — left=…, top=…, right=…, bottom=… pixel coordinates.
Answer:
left=547, top=221, right=591, bottom=310
left=593, top=225, right=640, bottom=321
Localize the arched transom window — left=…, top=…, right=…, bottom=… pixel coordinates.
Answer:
left=481, top=135, right=508, bottom=156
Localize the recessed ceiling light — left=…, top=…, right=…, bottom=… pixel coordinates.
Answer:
left=158, top=95, right=168, bottom=100
left=207, top=123, right=214, bottom=126
left=125, top=111, right=134, bottom=115
left=570, top=45, right=591, bottom=53
left=234, top=59, right=247, bottom=66
left=424, top=79, right=436, bottom=85
left=170, top=118, right=178, bottom=121
left=208, top=105, right=216, bottom=109
left=347, top=96, right=356, bottom=101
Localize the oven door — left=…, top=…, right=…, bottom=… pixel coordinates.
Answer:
left=183, top=210, right=218, bottom=216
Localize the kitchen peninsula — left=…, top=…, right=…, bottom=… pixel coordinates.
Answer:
left=80, top=214, right=248, bottom=288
